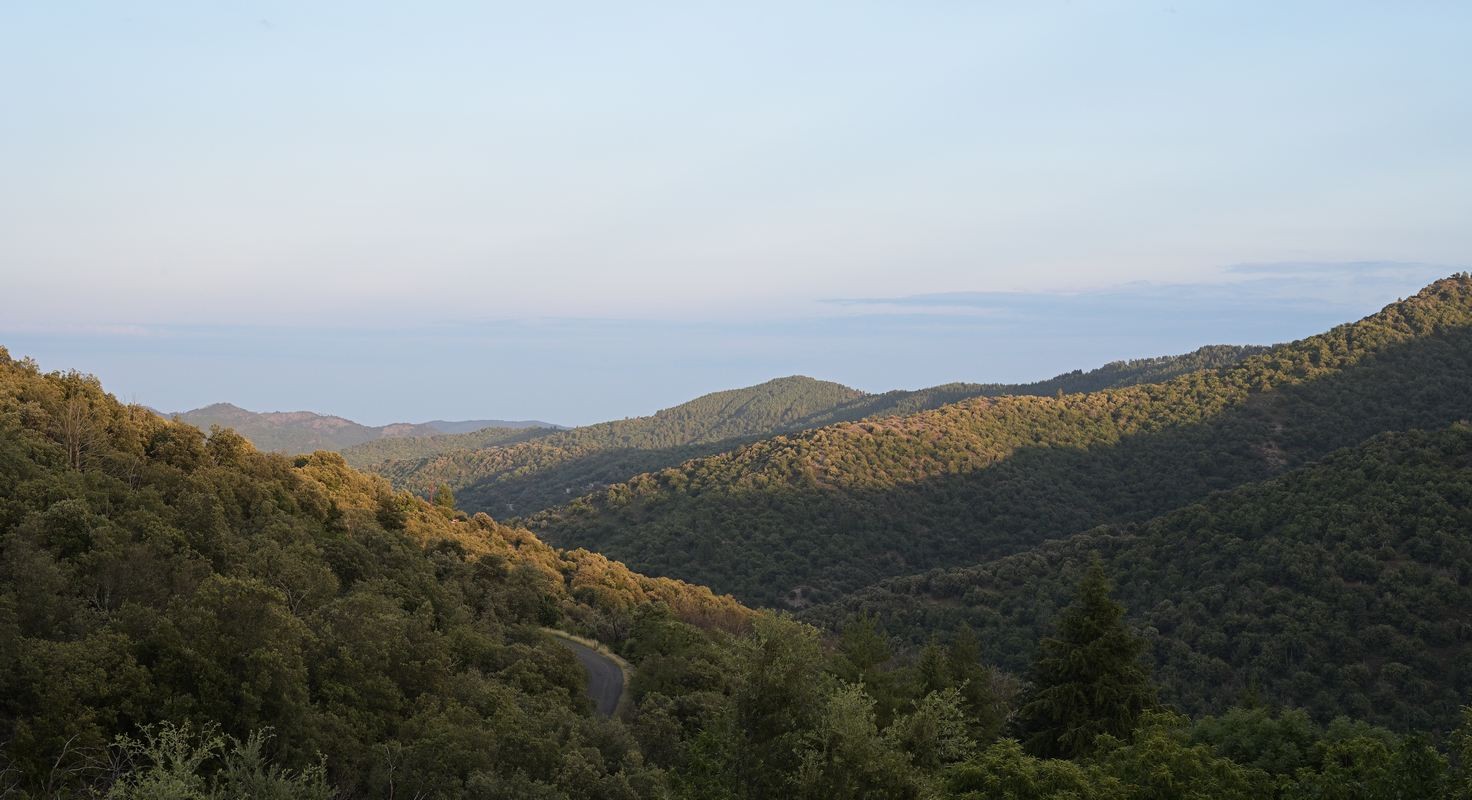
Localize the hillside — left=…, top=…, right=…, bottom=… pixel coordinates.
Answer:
left=362, top=345, right=1263, bottom=517
left=169, top=402, right=554, bottom=454
left=356, top=376, right=870, bottom=514
left=0, top=349, right=746, bottom=797
left=529, top=275, right=1472, bottom=607
left=804, top=423, right=1472, bottom=732
left=341, top=422, right=557, bottom=467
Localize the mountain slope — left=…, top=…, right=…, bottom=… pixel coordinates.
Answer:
left=362, top=345, right=1264, bottom=517
left=356, top=376, right=870, bottom=514
left=529, top=275, right=1472, bottom=607
left=0, top=349, right=747, bottom=797
left=170, top=402, right=554, bottom=454
left=802, top=423, right=1472, bottom=732
left=424, top=418, right=559, bottom=434
left=341, top=422, right=558, bottom=467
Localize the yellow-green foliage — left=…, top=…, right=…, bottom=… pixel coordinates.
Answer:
left=0, top=347, right=746, bottom=798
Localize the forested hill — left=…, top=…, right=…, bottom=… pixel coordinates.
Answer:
left=169, top=402, right=554, bottom=454
left=804, top=423, right=1472, bottom=733
left=358, top=344, right=1263, bottom=517
left=352, top=376, right=870, bottom=515
left=0, top=348, right=748, bottom=796
left=529, top=275, right=1472, bottom=608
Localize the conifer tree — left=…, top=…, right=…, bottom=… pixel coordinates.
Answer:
left=1013, top=558, right=1156, bottom=758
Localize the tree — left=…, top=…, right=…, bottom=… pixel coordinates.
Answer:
left=948, top=625, right=1014, bottom=744
left=1013, top=558, right=1156, bottom=758
left=1452, top=706, right=1472, bottom=800
left=56, top=395, right=101, bottom=470
left=914, top=639, right=951, bottom=696
left=1091, top=711, right=1269, bottom=800
left=946, top=739, right=1121, bottom=800
left=885, top=686, right=976, bottom=771
left=836, top=614, right=891, bottom=679
left=794, top=683, right=917, bottom=800
left=730, top=615, right=833, bottom=799
left=432, top=483, right=456, bottom=510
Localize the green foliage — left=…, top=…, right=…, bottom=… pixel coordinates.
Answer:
left=885, top=686, right=977, bottom=771
left=810, top=423, right=1472, bottom=731
left=343, top=422, right=555, bottom=467
left=946, top=738, right=1121, bottom=800
left=1089, top=711, right=1269, bottom=799
left=533, top=276, right=1472, bottom=607
left=1451, top=707, right=1472, bottom=800
left=793, top=683, right=918, bottom=800
left=106, top=723, right=332, bottom=800
left=0, top=352, right=748, bottom=798
left=1013, top=562, right=1156, bottom=758
left=729, top=615, right=835, bottom=797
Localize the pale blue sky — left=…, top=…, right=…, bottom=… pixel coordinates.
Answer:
left=1, top=3, right=1469, bottom=424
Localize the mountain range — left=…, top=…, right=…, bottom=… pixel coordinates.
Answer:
left=528, top=276, right=1472, bottom=611
left=164, top=402, right=558, bottom=455
left=5, top=275, right=1472, bottom=796
left=354, top=344, right=1265, bottom=516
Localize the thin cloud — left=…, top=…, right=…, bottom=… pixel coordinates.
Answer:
left=828, top=262, right=1462, bottom=315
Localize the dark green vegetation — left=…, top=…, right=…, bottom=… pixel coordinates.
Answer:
left=362, top=345, right=1263, bottom=518
left=1012, top=561, right=1156, bottom=759
left=169, top=402, right=553, bottom=455
left=806, top=423, right=1472, bottom=733
left=531, top=276, right=1472, bottom=609
left=4, top=329, right=1472, bottom=797
left=606, top=576, right=1472, bottom=799
left=343, top=423, right=560, bottom=468
left=0, top=349, right=746, bottom=797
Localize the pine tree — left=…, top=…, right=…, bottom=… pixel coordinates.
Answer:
left=1013, top=558, right=1156, bottom=758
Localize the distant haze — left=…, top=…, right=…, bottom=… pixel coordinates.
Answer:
left=1, top=4, right=1468, bottom=423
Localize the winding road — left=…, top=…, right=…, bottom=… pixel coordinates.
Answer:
left=549, top=634, right=626, bottom=716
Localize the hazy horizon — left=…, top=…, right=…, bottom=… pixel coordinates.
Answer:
left=4, top=262, right=1461, bottom=426
left=3, top=3, right=1469, bottom=424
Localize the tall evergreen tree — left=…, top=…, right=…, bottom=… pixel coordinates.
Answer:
left=1013, top=558, right=1156, bottom=758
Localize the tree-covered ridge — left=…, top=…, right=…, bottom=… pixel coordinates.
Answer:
left=529, top=275, right=1472, bottom=607
left=360, top=344, right=1265, bottom=518
left=0, top=347, right=748, bottom=797
left=354, top=376, right=870, bottom=515
left=808, top=343, right=1271, bottom=426
left=341, top=422, right=558, bottom=467
left=804, top=423, right=1472, bottom=733
left=169, top=402, right=554, bottom=455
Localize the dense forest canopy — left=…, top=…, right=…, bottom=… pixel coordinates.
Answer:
left=803, top=423, right=1472, bottom=733
left=529, top=275, right=1472, bottom=608
left=358, top=344, right=1265, bottom=519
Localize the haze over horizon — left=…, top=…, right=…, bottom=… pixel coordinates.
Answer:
left=3, top=2, right=1470, bottom=424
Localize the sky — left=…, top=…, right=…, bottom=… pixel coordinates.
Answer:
left=2, top=2, right=1470, bottom=425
